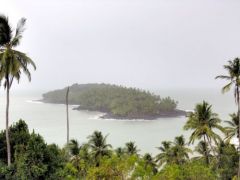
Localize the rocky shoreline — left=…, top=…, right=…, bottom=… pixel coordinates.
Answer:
left=39, top=99, right=186, bottom=120
left=74, top=106, right=186, bottom=120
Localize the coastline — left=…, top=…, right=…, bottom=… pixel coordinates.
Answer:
left=73, top=105, right=186, bottom=120
left=98, top=109, right=186, bottom=120
left=39, top=100, right=186, bottom=120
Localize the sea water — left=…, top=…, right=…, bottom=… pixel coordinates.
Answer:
left=0, top=88, right=236, bottom=155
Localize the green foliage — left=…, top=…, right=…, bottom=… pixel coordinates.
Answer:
left=0, top=120, right=65, bottom=179
left=156, top=161, right=216, bottom=180
left=0, top=15, right=36, bottom=87
left=0, top=114, right=238, bottom=180
left=87, top=131, right=112, bottom=166
left=43, top=83, right=179, bottom=118
left=86, top=154, right=138, bottom=180
left=156, top=136, right=191, bottom=167
left=216, top=141, right=238, bottom=179
left=124, top=141, right=139, bottom=155
left=225, top=113, right=239, bottom=143
left=0, top=119, right=30, bottom=163
left=184, top=101, right=224, bottom=145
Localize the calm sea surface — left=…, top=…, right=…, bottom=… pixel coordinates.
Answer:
left=0, top=88, right=236, bottom=155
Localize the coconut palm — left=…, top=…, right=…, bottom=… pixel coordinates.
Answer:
left=155, top=141, right=172, bottom=166
left=0, top=15, right=36, bottom=166
left=216, top=140, right=238, bottom=178
left=87, top=131, right=112, bottom=166
left=225, top=113, right=239, bottom=143
left=171, top=135, right=192, bottom=165
left=143, top=153, right=158, bottom=174
left=216, top=59, right=240, bottom=178
left=68, top=139, right=81, bottom=171
left=194, top=141, right=212, bottom=165
left=68, top=139, right=81, bottom=156
left=184, top=101, right=224, bottom=157
left=69, top=142, right=90, bottom=176
left=66, top=87, right=70, bottom=145
left=125, top=141, right=139, bottom=155
left=115, top=147, right=125, bottom=157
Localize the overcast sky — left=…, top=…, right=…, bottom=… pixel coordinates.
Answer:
left=1, top=0, right=240, bottom=91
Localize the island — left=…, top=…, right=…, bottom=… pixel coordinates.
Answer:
left=41, top=83, right=186, bottom=119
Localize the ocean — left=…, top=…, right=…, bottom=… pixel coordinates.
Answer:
left=0, top=88, right=236, bottom=155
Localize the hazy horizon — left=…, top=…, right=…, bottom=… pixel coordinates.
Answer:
left=1, top=0, right=240, bottom=91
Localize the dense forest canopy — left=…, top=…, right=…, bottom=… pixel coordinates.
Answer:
left=42, top=84, right=183, bottom=119
left=0, top=119, right=237, bottom=179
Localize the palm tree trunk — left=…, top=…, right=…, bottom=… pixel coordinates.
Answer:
left=237, top=87, right=240, bottom=179
left=66, top=87, right=70, bottom=145
left=206, top=136, right=216, bottom=157
left=6, top=81, right=11, bottom=166
left=204, top=135, right=209, bottom=165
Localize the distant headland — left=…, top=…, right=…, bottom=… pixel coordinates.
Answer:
left=41, top=83, right=186, bottom=120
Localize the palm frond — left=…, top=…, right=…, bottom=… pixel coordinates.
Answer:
left=221, top=82, right=232, bottom=93
left=0, top=14, right=12, bottom=46
left=215, top=75, right=231, bottom=80
left=11, top=18, right=26, bottom=47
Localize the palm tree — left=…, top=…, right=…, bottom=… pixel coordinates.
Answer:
left=143, top=153, right=158, bottom=174
left=87, top=131, right=112, bottom=166
left=171, top=135, right=192, bottom=165
left=66, top=87, right=70, bottom=145
left=68, top=141, right=90, bottom=176
left=68, top=139, right=81, bottom=156
left=156, top=136, right=191, bottom=167
left=184, top=101, right=224, bottom=157
left=115, top=147, right=125, bottom=157
left=225, top=113, right=239, bottom=143
left=194, top=141, right=211, bottom=165
left=125, top=141, right=139, bottom=155
left=0, top=15, right=36, bottom=166
left=155, top=141, right=172, bottom=166
left=216, top=58, right=240, bottom=178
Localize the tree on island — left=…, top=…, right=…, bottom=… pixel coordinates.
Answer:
left=42, top=83, right=182, bottom=119
left=216, top=58, right=240, bottom=178
left=0, top=15, right=36, bottom=166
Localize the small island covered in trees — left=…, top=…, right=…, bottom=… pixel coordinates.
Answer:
left=41, top=83, right=186, bottom=119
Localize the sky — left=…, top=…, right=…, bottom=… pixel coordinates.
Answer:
left=1, top=0, right=240, bottom=91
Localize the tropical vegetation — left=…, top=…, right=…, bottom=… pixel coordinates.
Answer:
left=0, top=15, right=36, bottom=166
left=42, top=83, right=184, bottom=119
left=0, top=115, right=239, bottom=179
left=1, top=14, right=240, bottom=179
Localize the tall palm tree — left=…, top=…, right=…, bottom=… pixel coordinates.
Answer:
left=216, top=58, right=240, bottom=178
left=87, top=131, right=112, bottom=166
left=155, top=141, right=172, bottom=166
left=225, top=113, right=239, bottom=143
left=0, top=15, right=36, bottom=166
left=184, top=101, right=224, bottom=157
left=125, top=141, right=139, bottom=155
left=66, top=86, right=70, bottom=145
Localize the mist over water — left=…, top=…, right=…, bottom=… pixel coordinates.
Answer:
left=0, top=88, right=235, bottom=155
